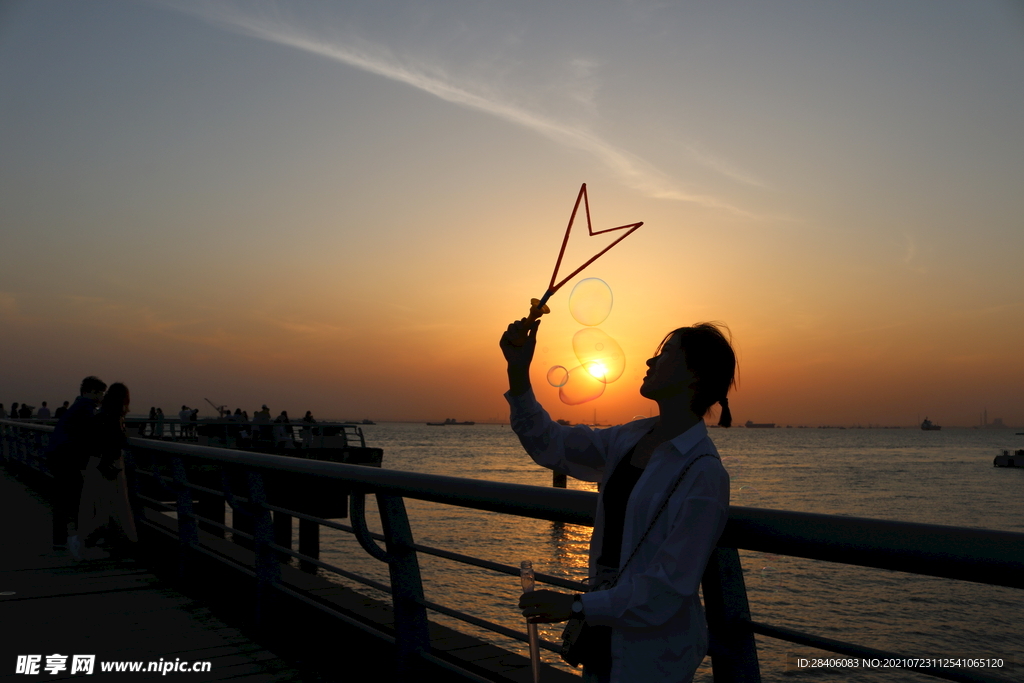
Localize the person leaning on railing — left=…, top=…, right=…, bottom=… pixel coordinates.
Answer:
left=46, top=376, right=107, bottom=555
left=501, top=318, right=735, bottom=683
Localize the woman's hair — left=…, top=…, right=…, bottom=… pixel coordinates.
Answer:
left=80, top=376, right=108, bottom=395
left=657, top=322, right=737, bottom=427
left=100, top=382, right=130, bottom=416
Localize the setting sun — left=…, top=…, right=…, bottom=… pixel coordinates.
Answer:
left=586, top=362, right=609, bottom=380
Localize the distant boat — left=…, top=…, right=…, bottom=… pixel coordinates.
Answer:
left=745, top=420, right=776, bottom=428
left=921, top=418, right=941, bottom=431
left=426, top=418, right=476, bottom=426
left=994, top=449, right=1024, bottom=468
left=556, top=419, right=572, bottom=426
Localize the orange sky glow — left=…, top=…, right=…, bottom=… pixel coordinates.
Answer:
left=1, top=2, right=1022, bottom=428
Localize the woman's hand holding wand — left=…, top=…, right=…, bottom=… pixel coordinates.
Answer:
left=518, top=589, right=575, bottom=623
left=500, top=317, right=541, bottom=396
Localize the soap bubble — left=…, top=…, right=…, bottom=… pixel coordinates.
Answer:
left=546, top=365, right=569, bottom=387
left=558, top=364, right=607, bottom=405
left=760, top=565, right=777, bottom=592
left=572, top=328, right=625, bottom=383
left=569, top=278, right=613, bottom=326
left=735, top=485, right=760, bottom=504
left=757, top=554, right=785, bottom=603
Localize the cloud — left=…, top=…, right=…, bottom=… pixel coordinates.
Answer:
left=160, top=1, right=757, bottom=215
left=681, top=144, right=768, bottom=189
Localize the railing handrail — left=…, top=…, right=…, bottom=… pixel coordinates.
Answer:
left=4, top=417, right=367, bottom=427
left=4, top=418, right=1021, bottom=589
left=123, top=417, right=366, bottom=427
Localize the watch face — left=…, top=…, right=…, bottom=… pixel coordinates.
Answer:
left=572, top=598, right=583, bottom=613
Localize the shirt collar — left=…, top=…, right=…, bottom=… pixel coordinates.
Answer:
left=643, top=417, right=708, bottom=458
left=625, top=416, right=708, bottom=455
left=667, top=419, right=709, bottom=456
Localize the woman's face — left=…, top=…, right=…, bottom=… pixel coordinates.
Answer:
left=640, top=333, right=697, bottom=401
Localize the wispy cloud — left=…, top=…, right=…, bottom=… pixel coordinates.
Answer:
left=160, top=1, right=757, bottom=216
left=681, top=144, right=768, bottom=189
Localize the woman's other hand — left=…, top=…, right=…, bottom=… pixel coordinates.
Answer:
left=501, top=318, right=539, bottom=396
left=519, top=589, right=575, bottom=623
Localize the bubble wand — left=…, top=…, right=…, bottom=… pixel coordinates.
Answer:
left=520, top=560, right=541, bottom=683
left=523, top=183, right=643, bottom=329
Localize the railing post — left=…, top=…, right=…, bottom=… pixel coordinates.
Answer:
left=196, top=491, right=225, bottom=539
left=376, top=493, right=430, bottom=676
left=702, top=547, right=761, bottom=683
left=33, top=431, right=45, bottom=473
left=171, top=457, right=199, bottom=582
left=224, top=469, right=254, bottom=551
left=298, top=519, right=319, bottom=574
left=122, top=449, right=144, bottom=541
left=247, top=470, right=280, bottom=627
left=16, top=427, right=27, bottom=465
left=273, top=510, right=293, bottom=562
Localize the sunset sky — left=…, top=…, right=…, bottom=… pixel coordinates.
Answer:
left=2, top=1, right=1022, bottom=427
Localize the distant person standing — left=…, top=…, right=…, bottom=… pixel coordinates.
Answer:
left=46, top=376, right=107, bottom=554
left=178, top=405, right=191, bottom=438
left=18, top=403, right=34, bottom=418
left=78, top=382, right=138, bottom=558
left=54, top=401, right=70, bottom=419
left=273, top=411, right=293, bottom=449
left=155, top=407, right=165, bottom=437
left=253, top=405, right=272, bottom=444
left=234, top=408, right=251, bottom=447
left=37, top=401, right=51, bottom=419
left=10, top=402, right=20, bottom=419
left=301, top=411, right=316, bottom=448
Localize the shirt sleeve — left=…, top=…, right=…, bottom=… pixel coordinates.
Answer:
left=504, top=388, right=619, bottom=483
left=579, top=461, right=730, bottom=628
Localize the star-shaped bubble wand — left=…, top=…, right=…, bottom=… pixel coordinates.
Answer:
left=519, top=183, right=643, bottom=332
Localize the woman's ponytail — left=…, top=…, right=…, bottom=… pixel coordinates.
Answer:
left=717, top=396, right=732, bottom=428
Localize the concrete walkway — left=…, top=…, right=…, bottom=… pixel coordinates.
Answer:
left=0, top=468, right=303, bottom=682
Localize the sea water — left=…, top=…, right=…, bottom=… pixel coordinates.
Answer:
left=301, top=423, right=1024, bottom=681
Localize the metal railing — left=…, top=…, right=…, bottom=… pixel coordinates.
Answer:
left=2, top=418, right=1021, bottom=683
left=120, top=417, right=368, bottom=449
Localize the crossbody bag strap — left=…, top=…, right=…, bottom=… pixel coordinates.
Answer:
left=605, top=452, right=719, bottom=590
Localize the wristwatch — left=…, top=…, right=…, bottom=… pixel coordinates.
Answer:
left=571, top=595, right=584, bottom=617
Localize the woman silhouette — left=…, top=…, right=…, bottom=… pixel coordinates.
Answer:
left=501, top=317, right=735, bottom=683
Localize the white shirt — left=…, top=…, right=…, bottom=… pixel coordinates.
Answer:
left=506, top=389, right=730, bottom=683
